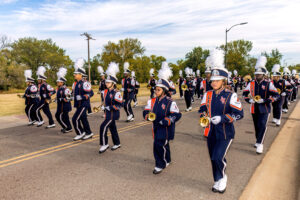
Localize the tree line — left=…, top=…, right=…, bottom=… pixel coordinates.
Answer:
left=0, top=35, right=299, bottom=90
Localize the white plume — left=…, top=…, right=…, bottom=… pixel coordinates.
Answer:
left=228, top=71, right=232, bottom=77
left=57, top=67, right=67, bottom=79
left=272, top=64, right=281, bottom=73
left=150, top=68, right=154, bottom=75
left=24, top=69, right=32, bottom=78
left=97, top=66, right=104, bottom=74
left=124, top=62, right=129, bottom=71
left=158, top=62, right=172, bottom=80
left=283, top=67, right=290, bottom=74
left=106, top=62, right=120, bottom=78
left=255, top=56, right=267, bottom=69
left=205, top=49, right=225, bottom=70
left=292, top=69, right=297, bottom=75
left=36, top=66, right=46, bottom=76
left=185, top=67, right=190, bottom=76
left=131, top=71, right=135, bottom=77
left=233, top=70, right=238, bottom=75
left=179, top=70, right=182, bottom=75
left=196, top=69, right=200, bottom=75
left=74, top=58, right=85, bottom=70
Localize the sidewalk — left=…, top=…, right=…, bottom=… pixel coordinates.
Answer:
left=240, top=100, right=300, bottom=200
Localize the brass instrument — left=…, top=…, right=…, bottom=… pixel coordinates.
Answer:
left=277, top=88, right=281, bottom=94
left=199, top=116, right=210, bottom=128
left=147, top=85, right=152, bottom=89
left=233, top=79, right=238, bottom=84
left=181, top=84, right=188, bottom=91
left=253, top=95, right=261, bottom=102
left=93, top=106, right=101, bottom=113
left=45, top=98, right=54, bottom=104
left=148, top=112, right=156, bottom=121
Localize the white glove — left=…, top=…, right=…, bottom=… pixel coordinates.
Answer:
left=121, top=88, right=124, bottom=92
left=105, top=106, right=110, bottom=111
left=101, top=105, right=105, bottom=111
left=76, top=95, right=82, bottom=101
left=159, top=120, right=163, bottom=125
left=249, top=99, right=255, bottom=104
left=211, top=116, right=221, bottom=125
left=257, top=99, right=264, bottom=104
left=43, top=94, right=46, bottom=98
left=281, top=92, right=286, bottom=96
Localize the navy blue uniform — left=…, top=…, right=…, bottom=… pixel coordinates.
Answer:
left=272, top=80, right=285, bottom=120
left=148, top=78, right=157, bottom=98
left=133, top=79, right=140, bottom=103
left=143, top=96, right=182, bottom=169
left=55, top=85, right=72, bottom=131
left=178, top=77, right=184, bottom=98
left=122, top=77, right=135, bottom=117
left=24, top=84, right=39, bottom=123
left=199, top=89, right=243, bottom=182
left=36, top=82, right=56, bottom=125
left=200, top=79, right=213, bottom=97
left=98, top=79, right=106, bottom=102
left=195, top=77, right=202, bottom=98
left=72, top=80, right=93, bottom=135
left=282, top=79, right=293, bottom=111
left=184, top=79, right=194, bottom=109
left=100, top=89, right=123, bottom=146
left=168, top=80, right=176, bottom=97
left=243, top=80, right=280, bottom=144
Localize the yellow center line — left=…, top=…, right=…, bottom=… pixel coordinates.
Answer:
left=0, top=108, right=198, bottom=168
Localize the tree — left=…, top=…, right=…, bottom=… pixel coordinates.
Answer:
left=262, top=49, right=283, bottom=72
left=220, top=40, right=253, bottom=76
left=185, top=47, right=210, bottom=77
left=100, top=38, right=145, bottom=72
left=10, top=37, right=73, bottom=85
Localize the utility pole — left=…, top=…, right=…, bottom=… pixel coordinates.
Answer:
left=80, top=32, right=95, bottom=82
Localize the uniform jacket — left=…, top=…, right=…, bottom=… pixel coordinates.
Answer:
left=103, top=89, right=123, bottom=120
left=24, top=84, right=39, bottom=105
left=72, top=79, right=92, bottom=108
left=56, top=85, right=72, bottom=112
left=38, top=82, right=56, bottom=103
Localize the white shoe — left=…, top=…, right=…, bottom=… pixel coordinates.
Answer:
left=256, top=144, right=263, bottom=154
left=134, top=102, right=138, bottom=107
left=188, top=107, right=192, bottom=111
left=153, top=167, right=163, bottom=174
left=73, top=133, right=86, bottom=141
left=37, top=121, right=44, bottom=127
left=101, top=114, right=105, bottom=118
left=28, top=121, right=34, bottom=126
left=276, top=120, right=281, bottom=126
left=212, top=180, right=220, bottom=192
left=288, top=102, right=290, bottom=105
left=272, top=118, right=277, bottom=123
left=99, top=145, right=109, bottom=153
left=82, top=133, right=94, bottom=140
left=33, top=121, right=38, bottom=125
left=283, top=109, right=288, bottom=113
left=127, top=114, right=133, bottom=121
left=253, top=143, right=259, bottom=148
left=46, top=124, right=56, bottom=129
left=87, top=113, right=93, bottom=116
left=111, top=144, right=121, bottom=151
left=218, top=174, right=227, bottom=193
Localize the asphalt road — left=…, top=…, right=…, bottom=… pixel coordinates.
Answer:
left=0, top=91, right=298, bottom=200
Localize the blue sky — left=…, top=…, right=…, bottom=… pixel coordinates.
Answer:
left=1, top=0, right=300, bottom=65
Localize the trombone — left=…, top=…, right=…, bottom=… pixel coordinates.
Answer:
left=148, top=112, right=156, bottom=121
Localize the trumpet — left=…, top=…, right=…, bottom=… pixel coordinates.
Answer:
left=93, top=106, right=102, bottom=113
left=199, top=115, right=210, bottom=128
left=181, top=84, right=188, bottom=91
left=233, top=79, right=238, bottom=84
left=277, top=88, right=281, bottom=94
left=148, top=112, right=156, bottom=121
left=253, top=95, right=261, bottom=102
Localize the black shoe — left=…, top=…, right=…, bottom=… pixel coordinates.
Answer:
left=61, top=128, right=65, bottom=132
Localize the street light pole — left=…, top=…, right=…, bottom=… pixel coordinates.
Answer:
left=80, top=32, right=95, bottom=82
left=225, top=22, right=248, bottom=68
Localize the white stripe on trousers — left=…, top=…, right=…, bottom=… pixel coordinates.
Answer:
left=75, top=107, right=85, bottom=135
left=162, top=140, right=168, bottom=166
left=36, top=103, right=44, bottom=122
left=222, top=139, right=233, bottom=178
left=60, top=112, right=67, bottom=128
left=261, top=114, right=270, bottom=144
left=102, top=120, right=112, bottom=145
left=28, top=104, right=34, bottom=122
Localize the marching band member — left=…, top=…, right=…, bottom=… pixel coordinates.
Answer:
left=195, top=69, right=202, bottom=99
left=35, top=66, right=56, bottom=128
left=183, top=67, right=194, bottom=111
left=132, top=71, right=140, bottom=107
left=198, top=49, right=243, bottom=193
left=97, top=66, right=106, bottom=103
left=99, top=62, right=123, bottom=153
left=200, top=66, right=213, bottom=98
left=55, top=68, right=72, bottom=133
left=143, top=61, right=182, bottom=174
left=122, top=62, right=135, bottom=122
left=233, top=70, right=238, bottom=93
left=178, top=70, right=184, bottom=99
left=148, top=68, right=157, bottom=98
left=72, top=58, right=93, bottom=141
left=282, top=67, right=293, bottom=113
left=271, top=64, right=285, bottom=126
left=23, top=70, right=39, bottom=125
left=168, top=78, right=176, bottom=97
left=291, top=70, right=298, bottom=102
left=243, top=56, right=280, bottom=154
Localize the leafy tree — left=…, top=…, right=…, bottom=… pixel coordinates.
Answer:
left=185, top=47, right=209, bottom=76
left=262, top=49, right=283, bottom=72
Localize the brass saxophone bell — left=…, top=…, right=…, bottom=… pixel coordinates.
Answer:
left=253, top=95, right=261, bottom=102
left=199, top=116, right=210, bottom=127
left=181, top=84, right=188, bottom=91
left=148, top=112, right=156, bottom=121
left=277, top=88, right=281, bottom=94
